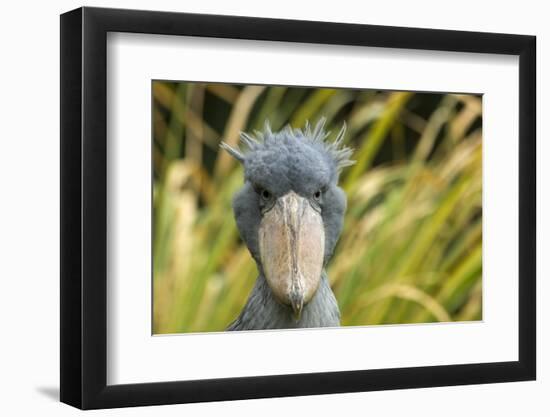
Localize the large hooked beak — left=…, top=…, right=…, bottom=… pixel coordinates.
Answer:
left=258, top=191, right=325, bottom=321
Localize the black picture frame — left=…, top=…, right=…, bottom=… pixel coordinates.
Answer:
left=60, top=6, right=536, bottom=410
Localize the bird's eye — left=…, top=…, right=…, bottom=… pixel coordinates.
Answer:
left=313, top=190, right=322, bottom=201
left=261, top=189, right=272, bottom=200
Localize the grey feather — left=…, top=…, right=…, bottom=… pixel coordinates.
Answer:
left=219, top=141, right=245, bottom=163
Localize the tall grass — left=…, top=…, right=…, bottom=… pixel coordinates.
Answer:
left=152, top=82, right=482, bottom=334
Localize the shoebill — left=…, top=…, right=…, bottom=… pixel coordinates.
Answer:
left=221, top=119, right=354, bottom=330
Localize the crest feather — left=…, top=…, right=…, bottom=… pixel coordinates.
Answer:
left=219, top=141, right=245, bottom=163
left=219, top=118, right=355, bottom=172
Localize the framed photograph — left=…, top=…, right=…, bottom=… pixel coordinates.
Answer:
left=60, top=6, right=536, bottom=409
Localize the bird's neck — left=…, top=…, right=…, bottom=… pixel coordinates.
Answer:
left=227, top=272, right=340, bottom=331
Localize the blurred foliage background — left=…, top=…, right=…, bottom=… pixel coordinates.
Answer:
left=152, top=81, right=482, bottom=334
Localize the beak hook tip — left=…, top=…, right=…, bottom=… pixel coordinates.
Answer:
left=290, top=294, right=304, bottom=322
